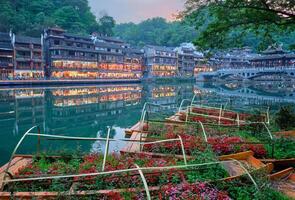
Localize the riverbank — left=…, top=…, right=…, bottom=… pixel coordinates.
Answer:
left=0, top=79, right=141, bottom=86
left=0, top=77, right=196, bottom=86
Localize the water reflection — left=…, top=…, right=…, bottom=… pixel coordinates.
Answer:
left=194, top=81, right=295, bottom=109
left=0, top=81, right=294, bottom=165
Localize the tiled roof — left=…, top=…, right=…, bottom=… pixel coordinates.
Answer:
left=15, top=35, right=41, bottom=44
left=251, top=54, right=295, bottom=60
left=96, top=36, right=124, bottom=44
left=145, top=45, right=175, bottom=52
left=95, top=41, right=123, bottom=49
left=0, top=42, right=13, bottom=50
left=123, top=47, right=143, bottom=54
left=64, top=33, right=92, bottom=41
left=0, top=32, right=12, bottom=43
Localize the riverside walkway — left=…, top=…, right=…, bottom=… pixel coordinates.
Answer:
left=0, top=79, right=141, bottom=86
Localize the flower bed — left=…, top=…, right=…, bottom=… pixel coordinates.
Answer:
left=11, top=153, right=181, bottom=192
left=159, top=182, right=230, bottom=200
left=2, top=153, right=235, bottom=199
left=179, top=113, right=237, bottom=125
left=191, top=107, right=266, bottom=122
left=143, top=132, right=267, bottom=158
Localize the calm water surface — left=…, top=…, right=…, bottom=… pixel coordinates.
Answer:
left=0, top=81, right=294, bottom=165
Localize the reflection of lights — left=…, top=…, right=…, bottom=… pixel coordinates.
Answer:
left=51, top=71, right=142, bottom=79
left=225, top=83, right=238, bottom=89
left=152, top=86, right=176, bottom=98
left=193, top=88, right=212, bottom=95
left=52, top=86, right=142, bottom=97
left=15, top=90, right=44, bottom=98
left=54, top=92, right=142, bottom=107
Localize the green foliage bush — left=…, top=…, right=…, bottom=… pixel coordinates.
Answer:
left=275, top=106, right=295, bottom=130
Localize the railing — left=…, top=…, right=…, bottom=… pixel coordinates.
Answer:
left=218, top=65, right=295, bottom=72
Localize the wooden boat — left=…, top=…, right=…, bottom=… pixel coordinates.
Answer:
left=121, top=151, right=273, bottom=182
left=190, top=107, right=266, bottom=122
left=261, top=158, right=295, bottom=170
left=166, top=112, right=243, bottom=126
left=274, top=130, right=295, bottom=138
left=169, top=105, right=268, bottom=126
left=269, top=167, right=295, bottom=199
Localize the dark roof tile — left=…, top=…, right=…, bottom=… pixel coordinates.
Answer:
left=15, top=35, right=41, bottom=44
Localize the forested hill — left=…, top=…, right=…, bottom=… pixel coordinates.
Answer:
left=0, top=0, right=196, bottom=47
left=0, top=0, right=99, bottom=36
left=113, top=18, right=197, bottom=47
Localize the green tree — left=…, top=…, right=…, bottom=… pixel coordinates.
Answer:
left=98, top=15, right=116, bottom=36
left=0, top=0, right=99, bottom=36
left=113, top=17, right=197, bottom=47
left=182, top=0, right=295, bottom=50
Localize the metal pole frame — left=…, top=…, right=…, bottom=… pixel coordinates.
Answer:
left=102, top=127, right=111, bottom=172
left=178, top=135, right=187, bottom=165
left=198, top=121, right=208, bottom=142
left=134, top=164, right=151, bottom=200
left=178, top=99, right=192, bottom=113
left=2, top=126, right=38, bottom=190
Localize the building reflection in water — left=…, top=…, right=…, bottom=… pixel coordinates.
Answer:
left=194, top=81, right=295, bottom=111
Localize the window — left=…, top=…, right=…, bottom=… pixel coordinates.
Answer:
left=54, top=40, right=60, bottom=45
left=69, top=51, right=75, bottom=56
left=52, top=50, right=60, bottom=56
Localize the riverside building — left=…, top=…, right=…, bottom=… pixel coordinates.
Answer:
left=210, top=47, right=258, bottom=69
left=144, top=45, right=178, bottom=78
left=13, top=36, right=44, bottom=80
left=94, top=34, right=143, bottom=80
left=250, top=45, right=295, bottom=68
left=0, top=32, right=14, bottom=80
left=43, top=28, right=98, bottom=79
left=43, top=28, right=143, bottom=80
left=175, top=43, right=205, bottom=77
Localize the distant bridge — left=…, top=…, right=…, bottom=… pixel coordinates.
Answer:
left=196, top=66, right=295, bottom=80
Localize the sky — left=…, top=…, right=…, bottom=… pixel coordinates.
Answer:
left=89, top=0, right=185, bottom=24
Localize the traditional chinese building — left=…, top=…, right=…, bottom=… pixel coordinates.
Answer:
left=144, top=45, right=178, bottom=78
left=174, top=43, right=205, bottom=77
left=122, top=47, right=143, bottom=79
left=210, top=47, right=257, bottom=69
left=250, top=45, right=295, bottom=68
left=13, top=35, right=44, bottom=80
left=93, top=34, right=143, bottom=80
left=43, top=28, right=98, bottom=79
left=0, top=32, right=14, bottom=80
left=43, top=28, right=143, bottom=80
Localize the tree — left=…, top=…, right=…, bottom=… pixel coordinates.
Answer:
left=98, top=15, right=116, bottom=36
left=275, top=106, right=295, bottom=130
left=113, top=17, right=197, bottom=47
left=0, top=0, right=99, bottom=36
left=182, top=0, right=295, bottom=50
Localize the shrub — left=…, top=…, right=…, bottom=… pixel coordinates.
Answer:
left=275, top=106, right=295, bottom=130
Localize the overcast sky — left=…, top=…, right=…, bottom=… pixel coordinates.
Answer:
left=89, top=0, right=185, bottom=24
